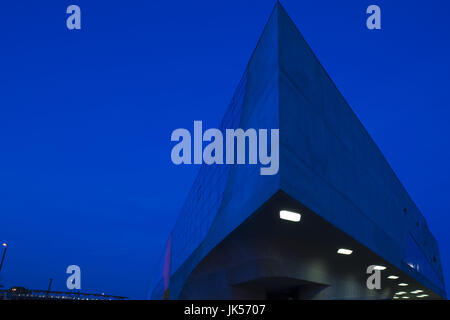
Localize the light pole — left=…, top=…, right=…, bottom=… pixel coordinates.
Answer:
left=0, top=243, right=7, bottom=273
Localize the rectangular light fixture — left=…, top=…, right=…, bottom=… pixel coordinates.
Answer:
left=410, top=290, right=423, bottom=294
left=398, top=283, right=408, bottom=286
left=337, top=248, right=353, bottom=255
left=373, top=265, right=386, bottom=270
left=279, top=210, right=301, bottom=222
left=417, top=294, right=429, bottom=298
left=401, top=296, right=410, bottom=299
left=387, top=275, right=399, bottom=279
left=395, top=291, right=406, bottom=295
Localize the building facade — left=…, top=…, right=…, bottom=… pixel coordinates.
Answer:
left=149, top=3, right=446, bottom=300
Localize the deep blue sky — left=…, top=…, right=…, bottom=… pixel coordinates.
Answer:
left=0, top=1, right=449, bottom=299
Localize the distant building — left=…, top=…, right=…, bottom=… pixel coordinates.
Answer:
left=0, top=287, right=126, bottom=300
left=150, top=3, right=446, bottom=300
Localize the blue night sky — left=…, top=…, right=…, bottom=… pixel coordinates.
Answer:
left=0, top=1, right=449, bottom=299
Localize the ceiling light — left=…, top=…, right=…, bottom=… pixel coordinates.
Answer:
left=395, top=292, right=406, bottom=295
left=410, top=290, right=423, bottom=294
left=337, top=248, right=353, bottom=255
left=401, top=296, right=410, bottom=299
left=373, top=265, right=386, bottom=270
left=417, top=294, right=429, bottom=298
left=398, top=283, right=408, bottom=286
left=279, top=210, right=301, bottom=222
left=387, top=275, right=399, bottom=279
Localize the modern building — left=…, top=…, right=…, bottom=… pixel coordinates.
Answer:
left=149, top=3, right=446, bottom=300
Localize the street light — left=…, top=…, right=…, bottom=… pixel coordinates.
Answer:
left=0, top=242, right=8, bottom=273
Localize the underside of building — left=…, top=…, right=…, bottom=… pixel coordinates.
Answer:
left=149, top=3, right=446, bottom=300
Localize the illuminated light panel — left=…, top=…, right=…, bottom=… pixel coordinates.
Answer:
left=417, top=294, right=429, bottom=298
left=337, top=248, right=353, bottom=255
left=410, top=290, right=423, bottom=294
left=393, top=296, right=399, bottom=299
left=387, top=275, right=399, bottom=279
left=395, top=292, right=407, bottom=295
left=401, top=296, right=410, bottom=299
left=398, top=283, right=409, bottom=287
left=373, top=265, right=386, bottom=270
left=279, top=210, right=301, bottom=222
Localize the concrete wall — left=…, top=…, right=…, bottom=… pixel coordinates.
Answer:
left=275, top=4, right=445, bottom=296
left=150, top=3, right=445, bottom=299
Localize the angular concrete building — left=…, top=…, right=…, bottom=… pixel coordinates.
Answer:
left=150, top=3, right=446, bottom=299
